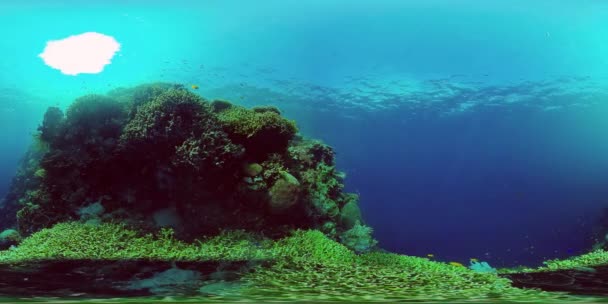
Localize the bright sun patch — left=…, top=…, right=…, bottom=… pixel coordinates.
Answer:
left=39, top=32, right=121, bottom=76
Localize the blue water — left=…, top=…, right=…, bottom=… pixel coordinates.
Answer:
left=2, top=0, right=608, bottom=268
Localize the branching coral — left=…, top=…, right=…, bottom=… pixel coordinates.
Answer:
left=0, top=222, right=271, bottom=262
left=0, top=222, right=570, bottom=302
left=300, top=164, right=344, bottom=219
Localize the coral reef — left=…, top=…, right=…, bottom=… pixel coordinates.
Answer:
left=0, top=145, right=47, bottom=232
left=1, top=83, right=371, bottom=248
left=214, top=103, right=297, bottom=160
left=1, top=83, right=604, bottom=301
left=499, top=248, right=608, bottom=274
left=0, top=222, right=566, bottom=301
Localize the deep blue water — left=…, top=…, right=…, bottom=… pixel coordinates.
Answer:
left=321, top=106, right=608, bottom=267
left=2, top=0, right=608, bottom=268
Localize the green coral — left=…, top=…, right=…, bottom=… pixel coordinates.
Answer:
left=0, top=229, right=21, bottom=241
left=172, top=133, right=243, bottom=173
left=541, top=249, right=608, bottom=271
left=16, top=201, right=67, bottom=235
left=217, top=105, right=297, bottom=159
left=339, top=222, right=378, bottom=253
left=271, top=229, right=356, bottom=266
left=122, top=89, right=243, bottom=174
left=121, top=89, right=211, bottom=145
left=288, top=139, right=335, bottom=169
left=5, top=83, right=360, bottom=249
left=321, top=221, right=337, bottom=238
left=339, top=194, right=362, bottom=229
left=242, top=239, right=559, bottom=302
left=0, top=222, right=271, bottom=262
left=242, top=163, right=263, bottom=177
left=0, top=223, right=573, bottom=302
left=0, top=146, right=47, bottom=232
left=107, top=82, right=182, bottom=117
left=260, top=154, right=287, bottom=183
left=301, top=164, right=344, bottom=219
left=500, top=249, right=608, bottom=274
left=252, top=105, right=281, bottom=115
left=33, top=168, right=46, bottom=179
left=63, top=94, right=127, bottom=146
left=210, top=99, right=233, bottom=112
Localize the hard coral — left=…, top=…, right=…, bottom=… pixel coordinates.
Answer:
left=217, top=105, right=297, bottom=160
left=107, top=82, right=182, bottom=117
left=38, top=107, right=64, bottom=144
left=63, top=94, right=127, bottom=147
left=268, top=171, right=301, bottom=212
left=243, top=163, right=263, bottom=177
left=121, top=89, right=212, bottom=147
left=252, top=105, right=281, bottom=115
left=288, top=139, right=335, bottom=169
left=4, top=82, right=370, bottom=252
left=339, top=196, right=362, bottom=229
left=210, top=99, right=233, bottom=112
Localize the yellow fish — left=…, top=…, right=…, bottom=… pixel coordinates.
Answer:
left=426, top=254, right=434, bottom=258
left=449, top=262, right=465, bottom=267
left=470, top=258, right=479, bottom=262
left=191, top=85, right=199, bottom=90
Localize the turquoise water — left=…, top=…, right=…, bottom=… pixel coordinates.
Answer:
left=3, top=0, right=608, bottom=301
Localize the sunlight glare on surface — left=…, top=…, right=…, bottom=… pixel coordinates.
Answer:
left=39, top=32, right=120, bottom=76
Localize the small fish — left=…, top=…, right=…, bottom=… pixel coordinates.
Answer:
left=470, top=258, right=479, bottom=262
left=191, top=85, right=199, bottom=90
left=426, top=254, right=434, bottom=258
left=449, top=262, right=465, bottom=267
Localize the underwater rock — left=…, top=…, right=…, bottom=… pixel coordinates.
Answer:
left=503, top=265, right=608, bottom=296
left=77, top=202, right=105, bottom=221
left=0, top=228, right=21, bottom=249
left=268, top=172, right=301, bottom=212
left=469, top=261, right=497, bottom=273
left=127, top=267, right=202, bottom=294
left=198, top=281, right=244, bottom=296
left=243, top=163, right=263, bottom=177
left=153, top=207, right=181, bottom=228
